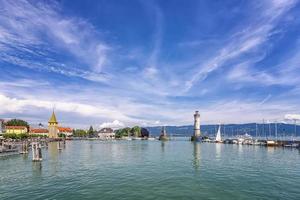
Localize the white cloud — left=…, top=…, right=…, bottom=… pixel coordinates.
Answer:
left=0, top=94, right=129, bottom=121
left=183, top=0, right=297, bottom=92
left=0, top=0, right=110, bottom=77
left=0, top=80, right=49, bottom=88
left=154, top=120, right=160, bottom=124
left=1, top=0, right=300, bottom=128
left=143, top=66, right=158, bottom=78
left=284, top=114, right=300, bottom=120
left=99, top=120, right=125, bottom=129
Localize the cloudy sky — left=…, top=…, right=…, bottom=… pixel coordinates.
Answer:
left=1, top=0, right=300, bottom=128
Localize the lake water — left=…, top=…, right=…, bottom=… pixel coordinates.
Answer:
left=1, top=139, right=300, bottom=200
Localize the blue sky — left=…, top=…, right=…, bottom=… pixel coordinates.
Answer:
left=1, top=0, right=300, bottom=128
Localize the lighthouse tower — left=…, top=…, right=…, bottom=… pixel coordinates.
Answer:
left=191, top=111, right=201, bottom=141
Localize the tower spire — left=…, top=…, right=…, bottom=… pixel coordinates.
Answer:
left=48, top=109, right=58, bottom=124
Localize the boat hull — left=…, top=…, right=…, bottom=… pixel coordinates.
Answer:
left=191, top=136, right=202, bottom=142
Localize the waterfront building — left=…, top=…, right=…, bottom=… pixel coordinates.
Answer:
left=5, top=126, right=28, bottom=134
left=97, top=128, right=115, bottom=140
left=58, top=127, right=73, bottom=137
left=48, top=111, right=59, bottom=138
left=30, top=128, right=49, bottom=136
left=191, top=111, right=201, bottom=141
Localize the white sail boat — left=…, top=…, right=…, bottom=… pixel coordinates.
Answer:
left=215, top=125, right=222, bottom=143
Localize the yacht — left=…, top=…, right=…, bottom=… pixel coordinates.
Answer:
left=202, top=138, right=212, bottom=142
left=266, top=140, right=277, bottom=146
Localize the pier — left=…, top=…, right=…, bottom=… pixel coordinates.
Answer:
left=32, top=142, right=42, bottom=161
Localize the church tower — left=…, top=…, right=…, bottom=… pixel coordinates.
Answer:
left=48, top=111, right=58, bottom=138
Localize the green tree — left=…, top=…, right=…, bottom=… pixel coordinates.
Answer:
left=115, top=127, right=142, bottom=138
left=115, top=127, right=130, bottom=138
left=73, top=129, right=88, bottom=137
left=88, top=126, right=94, bottom=137
left=5, top=119, right=30, bottom=131
left=58, top=133, right=66, bottom=138
left=123, top=127, right=131, bottom=136
left=131, top=126, right=141, bottom=137
left=4, top=133, right=28, bottom=140
left=115, top=129, right=122, bottom=138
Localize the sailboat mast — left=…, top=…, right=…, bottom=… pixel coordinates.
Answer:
left=275, top=121, right=278, bottom=141
left=255, top=123, right=258, bottom=139
left=262, top=119, right=265, bottom=139
left=269, top=122, right=271, bottom=139
left=294, top=120, right=296, bottom=138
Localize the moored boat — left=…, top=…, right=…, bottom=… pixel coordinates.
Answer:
left=266, top=140, right=277, bottom=146
left=215, top=125, right=222, bottom=143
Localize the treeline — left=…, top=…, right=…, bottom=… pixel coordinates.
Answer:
left=115, top=126, right=141, bottom=138
left=72, top=126, right=95, bottom=137
left=115, top=126, right=150, bottom=138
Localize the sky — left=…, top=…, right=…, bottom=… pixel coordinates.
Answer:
left=1, top=0, right=300, bottom=129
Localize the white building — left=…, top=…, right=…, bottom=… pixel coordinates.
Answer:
left=97, top=128, right=115, bottom=140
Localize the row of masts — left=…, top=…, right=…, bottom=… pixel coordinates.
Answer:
left=211, top=120, right=298, bottom=141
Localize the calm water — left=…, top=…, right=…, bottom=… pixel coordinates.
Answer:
left=1, top=139, right=300, bottom=200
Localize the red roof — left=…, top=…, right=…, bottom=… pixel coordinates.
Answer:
left=5, top=126, right=27, bottom=130
left=58, top=127, right=72, bottom=132
left=30, top=128, right=49, bottom=133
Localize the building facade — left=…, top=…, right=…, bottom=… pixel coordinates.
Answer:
left=97, top=128, right=115, bottom=140
left=58, top=127, right=73, bottom=137
left=30, top=128, right=49, bottom=136
left=5, top=126, right=28, bottom=134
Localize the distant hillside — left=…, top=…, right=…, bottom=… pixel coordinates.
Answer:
left=146, top=123, right=300, bottom=137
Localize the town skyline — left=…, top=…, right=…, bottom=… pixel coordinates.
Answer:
left=1, top=0, right=300, bottom=127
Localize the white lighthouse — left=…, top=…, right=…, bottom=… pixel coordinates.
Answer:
left=191, top=111, right=201, bottom=141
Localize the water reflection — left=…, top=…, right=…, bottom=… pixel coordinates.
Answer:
left=216, top=143, right=221, bottom=159
left=22, top=153, right=29, bottom=160
left=32, top=162, right=42, bottom=176
left=266, top=146, right=275, bottom=154
left=192, top=142, right=201, bottom=170
left=238, top=144, right=243, bottom=154
left=48, top=142, right=59, bottom=174
left=161, top=141, right=166, bottom=153
left=48, top=142, right=59, bottom=160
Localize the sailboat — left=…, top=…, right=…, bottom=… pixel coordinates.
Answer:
left=266, top=121, right=277, bottom=146
left=215, top=125, right=222, bottom=143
